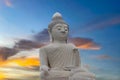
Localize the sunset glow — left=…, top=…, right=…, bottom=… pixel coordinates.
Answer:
left=0, top=57, right=40, bottom=79
left=0, top=57, right=40, bottom=67
left=0, top=72, right=5, bottom=80
left=0, top=0, right=120, bottom=80
left=77, top=43, right=100, bottom=50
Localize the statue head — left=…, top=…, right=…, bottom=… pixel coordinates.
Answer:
left=48, top=12, right=69, bottom=43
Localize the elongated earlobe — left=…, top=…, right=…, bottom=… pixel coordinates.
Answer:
left=48, top=28, right=54, bottom=42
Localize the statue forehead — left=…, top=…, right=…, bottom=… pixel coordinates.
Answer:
left=54, top=23, right=68, bottom=27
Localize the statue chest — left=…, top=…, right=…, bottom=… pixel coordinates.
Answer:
left=47, top=44, right=74, bottom=57
left=46, top=44, right=77, bottom=67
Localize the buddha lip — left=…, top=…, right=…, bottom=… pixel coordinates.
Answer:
left=61, top=32, right=66, bottom=34
left=61, top=33, right=66, bottom=35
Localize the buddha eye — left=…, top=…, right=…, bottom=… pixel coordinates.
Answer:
left=57, top=27, right=61, bottom=30
left=64, top=28, right=68, bottom=31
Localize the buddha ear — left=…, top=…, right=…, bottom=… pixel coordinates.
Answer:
left=48, top=28, right=51, bottom=34
left=48, top=28, right=54, bottom=42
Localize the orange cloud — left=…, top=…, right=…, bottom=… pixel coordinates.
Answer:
left=0, top=57, right=40, bottom=67
left=4, top=0, right=13, bottom=7
left=69, top=37, right=101, bottom=50
left=0, top=72, right=5, bottom=80
left=0, top=57, right=40, bottom=80
left=77, top=42, right=100, bottom=50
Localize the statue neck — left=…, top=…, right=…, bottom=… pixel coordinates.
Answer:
left=53, top=39, right=67, bottom=44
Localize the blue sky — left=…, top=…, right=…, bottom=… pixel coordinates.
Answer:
left=0, top=0, right=120, bottom=80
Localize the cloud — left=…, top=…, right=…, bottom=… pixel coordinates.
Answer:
left=0, top=33, right=46, bottom=60
left=8, top=49, right=39, bottom=59
left=78, top=15, right=120, bottom=32
left=0, top=28, right=100, bottom=60
left=0, top=30, right=47, bottom=60
left=90, top=54, right=111, bottom=60
left=0, top=36, right=15, bottom=48
left=83, top=64, right=91, bottom=70
left=90, top=54, right=120, bottom=61
left=14, top=39, right=44, bottom=50
left=12, top=28, right=101, bottom=51
left=33, top=29, right=49, bottom=43
left=4, top=0, right=13, bottom=8
left=0, top=47, right=18, bottom=60
left=69, top=37, right=100, bottom=50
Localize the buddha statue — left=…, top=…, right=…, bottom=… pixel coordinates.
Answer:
left=39, top=12, right=95, bottom=80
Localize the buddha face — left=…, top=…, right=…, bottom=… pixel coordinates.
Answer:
left=51, top=23, right=69, bottom=41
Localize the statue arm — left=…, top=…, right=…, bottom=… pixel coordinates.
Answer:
left=74, top=48, right=81, bottom=67
left=39, top=48, right=49, bottom=72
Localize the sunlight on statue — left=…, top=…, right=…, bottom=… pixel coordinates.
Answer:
left=39, top=12, right=95, bottom=80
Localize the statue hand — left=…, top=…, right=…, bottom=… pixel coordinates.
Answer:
left=70, top=68, right=95, bottom=79
left=70, top=67, right=89, bottom=76
left=40, top=65, right=50, bottom=75
left=40, top=65, right=50, bottom=80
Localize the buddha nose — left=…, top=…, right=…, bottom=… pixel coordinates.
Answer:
left=61, top=28, right=66, bottom=33
left=61, top=30, right=66, bottom=33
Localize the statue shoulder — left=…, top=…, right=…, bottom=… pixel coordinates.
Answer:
left=39, top=45, right=50, bottom=55
left=67, top=43, right=79, bottom=51
left=67, top=43, right=76, bottom=47
left=40, top=44, right=52, bottom=51
left=39, top=47, right=46, bottom=54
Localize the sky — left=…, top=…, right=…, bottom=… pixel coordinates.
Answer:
left=0, top=0, right=120, bottom=80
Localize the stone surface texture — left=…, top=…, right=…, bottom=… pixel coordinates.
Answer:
left=39, top=12, right=95, bottom=80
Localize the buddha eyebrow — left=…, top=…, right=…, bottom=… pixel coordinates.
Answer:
left=64, top=25, right=68, bottom=27
left=56, top=26, right=61, bottom=29
left=64, top=26, right=68, bottom=28
left=56, top=24, right=61, bottom=27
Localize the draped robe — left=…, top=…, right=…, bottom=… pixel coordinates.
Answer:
left=40, top=43, right=95, bottom=80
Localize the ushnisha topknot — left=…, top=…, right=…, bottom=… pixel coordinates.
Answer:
left=52, top=12, right=63, bottom=20
left=48, top=12, right=69, bottom=32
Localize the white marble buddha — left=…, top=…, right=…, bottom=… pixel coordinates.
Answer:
left=39, top=12, right=95, bottom=80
